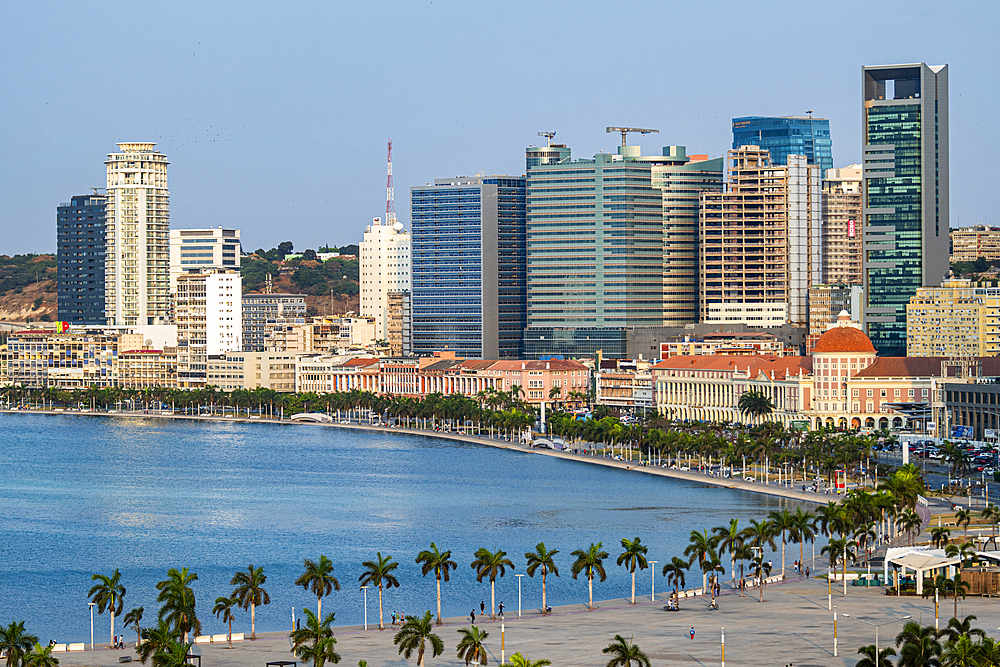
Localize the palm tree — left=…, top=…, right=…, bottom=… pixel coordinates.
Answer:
left=856, top=644, right=896, bottom=667
left=737, top=390, right=774, bottom=423
left=602, top=635, right=651, bottom=667
left=393, top=611, right=444, bottom=667
left=123, top=607, right=144, bottom=650
left=712, top=519, right=743, bottom=588
left=955, top=508, right=972, bottom=538
left=749, top=557, right=773, bottom=602
left=661, top=557, right=688, bottom=607
left=500, top=653, right=550, bottom=667
left=822, top=538, right=856, bottom=597
left=931, top=526, right=952, bottom=549
left=212, top=596, right=237, bottom=649
left=683, top=529, right=719, bottom=593
left=290, top=608, right=340, bottom=667
left=471, top=548, right=514, bottom=620
left=416, top=543, right=457, bottom=625
left=524, top=542, right=559, bottom=614
left=296, top=555, right=341, bottom=621
left=788, top=507, right=816, bottom=573
left=767, top=509, right=793, bottom=577
left=89, top=568, right=126, bottom=648
left=980, top=504, right=1000, bottom=538
left=137, top=620, right=176, bottom=665
left=571, top=542, right=609, bottom=609
left=24, top=643, right=59, bottom=667
left=940, top=615, right=986, bottom=644
left=616, top=537, right=648, bottom=604
left=358, top=552, right=401, bottom=630
left=150, top=639, right=194, bottom=667
left=894, top=621, right=941, bottom=667
left=455, top=625, right=489, bottom=666
left=231, top=564, right=270, bottom=640
left=0, top=621, right=38, bottom=667
left=155, top=568, right=200, bottom=642
left=940, top=635, right=977, bottom=667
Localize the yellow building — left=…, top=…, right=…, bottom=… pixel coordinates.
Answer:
left=906, top=278, right=1000, bottom=357
left=950, top=225, right=1000, bottom=263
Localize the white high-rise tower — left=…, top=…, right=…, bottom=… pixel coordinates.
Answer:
left=105, top=142, right=170, bottom=326
left=360, top=217, right=411, bottom=341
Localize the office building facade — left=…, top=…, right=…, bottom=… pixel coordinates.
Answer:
left=732, top=116, right=833, bottom=173
left=104, top=143, right=170, bottom=326
left=821, top=165, right=864, bottom=285
left=950, top=225, right=1000, bottom=263
left=169, top=228, right=240, bottom=291
left=175, top=270, right=242, bottom=387
left=410, top=175, right=526, bottom=359
left=359, top=217, right=411, bottom=341
left=242, top=293, right=308, bottom=352
left=862, top=63, right=950, bottom=356
left=57, top=193, right=106, bottom=324
left=906, top=278, right=1000, bottom=357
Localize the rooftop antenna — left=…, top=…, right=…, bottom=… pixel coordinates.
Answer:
left=386, top=139, right=397, bottom=226
left=607, top=127, right=658, bottom=146
left=537, top=131, right=556, bottom=147
left=806, top=110, right=815, bottom=117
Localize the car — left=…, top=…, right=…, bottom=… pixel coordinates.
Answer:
left=744, top=476, right=757, bottom=482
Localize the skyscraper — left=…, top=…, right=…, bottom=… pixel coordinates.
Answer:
left=410, top=175, right=526, bottom=358
left=104, top=143, right=170, bottom=326
left=359, top=217, right=411, bottom=341
left=732, top=116, right=833, bottom=174
left=821, top=165, right=863, bottom=285
left=169, top=228, right=240, bottom=292
left=57, top=193, right=106, bottom=324
left=861, top=63, right=949, bottom=356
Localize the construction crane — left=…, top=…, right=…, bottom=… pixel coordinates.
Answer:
left=606, top=126, right=658, bottom=146
left=537, top=131, right=556, bottom=147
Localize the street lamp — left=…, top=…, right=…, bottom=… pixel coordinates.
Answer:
left=88, top=602, right=96, bottom=651
left=842, top=613, right=911, bottom=660
left=514, top=574, right=525, bottom=618
left=650, top=561, right=658, bottom=602
left=360, top=586, right=369, bottom=631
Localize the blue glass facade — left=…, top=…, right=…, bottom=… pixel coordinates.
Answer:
left=732, top=116, right=833, bottom=173
left=410, top=176, right=526, bottom=359
left=57, top=194, right=106, bottom=324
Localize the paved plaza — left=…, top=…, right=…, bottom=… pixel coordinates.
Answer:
left=56, top=573, right=999, bottom=667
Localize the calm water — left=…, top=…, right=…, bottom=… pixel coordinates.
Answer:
left=0, top=412, right=800, bottom=642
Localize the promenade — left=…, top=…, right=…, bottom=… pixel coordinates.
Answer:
left=56, top=573, right=997, bottom=667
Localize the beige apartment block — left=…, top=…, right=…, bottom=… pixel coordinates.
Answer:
left=118, top=348, right=178, bottom=389
left=821, top=165, right=863, bottom=285
left=906, top=278, right=1000, bottom=356
left=206, top=351, right=299, bottom=392
left=950, top=225, right=1000, bottom=263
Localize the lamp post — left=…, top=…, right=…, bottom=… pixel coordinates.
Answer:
left=361, top=586, right=369, bottom=631
left=650, top=561, right=658, bottom=602
left=842, top=613, right=911, bottom=661
left=721, top=627, right=725, bottom=667
left=500, top=611, right=505, bottom=665
left=88, top=602, right=96, bottom=651
left=833, top=605, right=837, bottom=657
left=514, top=574, right=525, bottom=618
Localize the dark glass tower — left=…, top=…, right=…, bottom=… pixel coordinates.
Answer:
left=862, top=63, right=949, bottom=356
left=732, top=116, right=833, bottom=174
left=57, top=193, right=106, bottom=324
left=410, top=175, right=526, bottom=358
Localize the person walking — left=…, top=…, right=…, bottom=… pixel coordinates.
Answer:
left=480, top=600, right=486, bottom=616
left=689, top=627, right=695, bottom=640
left=470, top=610, right=476, bottom=624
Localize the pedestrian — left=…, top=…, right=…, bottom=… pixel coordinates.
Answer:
left=806, top=566, right=810, bottom=577
left=689, top=627, right=695, bottom=640
left=498, top=601, right=504, bottom=616
left=470, top=610, right=476, bottom=624
left=391, top=611, right=397, bottom=625
left=481, top=600, right=486, bottom=616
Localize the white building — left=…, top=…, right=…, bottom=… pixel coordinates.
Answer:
left=176, top=270, right=242, bottom=387
left=360, top=217, right=410, bottom=340
left=104, top=143, right=170, bottom=326
left=169, top=228, right=240, bottom=292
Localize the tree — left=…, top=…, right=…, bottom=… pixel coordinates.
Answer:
left=737, top=390, right=774, bottom=423
left=524, top=542, right=560, bottom=615
left=155, top=568, right=200, bottom=642
left=683, top=529, right=719, bottom=592
left=856, top=644, right=897, bottom=667
left=500, top=654, right=550, bottom=667
left=471, top=548, right=514, bottom=620
left=137, top=620, right=176, bottom=665
left=940, top=635, right=977, bottom=667
left=955, top=509, right=972, bottom=538
left=571, top=542, right=609, bottom=609
left=940, top=615, right=986, bottom=644
left=767, top=509, right=794, bottom=578
left=358, top=552, right=401, bottom=630
left=231, top=564, right=270, bottom=641
left=0, top=621, right=39, bottom=667
left=89, top=568, right=126, bottom=648
left=602, top=635, right=651, bottom=667
left=661, top=557, right=688, bottom=608
left=894, top=621, right=941, bottom=667
left=123, top=607, right=144, bottom=650
left=212, top=596, right=237, bottom=649
left=150, top=639, right=194, bottom=667
left=416, top=543, right=457, bottom=625
left=455, top=625, right=489, bottom=666
left=24, top=643, right=60, bottom=667
left=821, top=538, right=856, bottom=597
left=296, top=555, right=341, bottom=621
left=788, top=507, right=816, bottom=573
left=277, top=241, right=294, bottom=258
left=393, top=611, right=444, bottom=667
left=616, top=537, right=648, bottom=604
left=712, top=519, right=743, bottom=588
left=290, top=608, right=341, bottom=667
left=749, top=557, right=773, bottom=602
left=931, top=526, right=952, bottom=549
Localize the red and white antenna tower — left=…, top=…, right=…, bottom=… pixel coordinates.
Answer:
left=386, top=139, right=397, bottom=226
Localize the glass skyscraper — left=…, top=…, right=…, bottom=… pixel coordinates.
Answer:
left=57, top=193, right=106, bottom=324
left=862, top=63, right=949, bottom=357
left=410, top=175, right=526, bottom=359
left=732, top=116, right=833, bottom=174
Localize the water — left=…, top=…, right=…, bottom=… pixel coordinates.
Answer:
left=0, top=412, right=802, bottom=643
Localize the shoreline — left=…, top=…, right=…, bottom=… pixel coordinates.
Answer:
left=1, top=407, right=828, bottom=505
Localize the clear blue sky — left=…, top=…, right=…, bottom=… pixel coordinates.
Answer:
left=1, top=0, right=995, bottom=255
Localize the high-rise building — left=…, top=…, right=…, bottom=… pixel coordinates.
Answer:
left=57, top=193, right=106, bottom=324
left=821, top=165, right=863, bottom=285
left=104, top=143, right=170, bottom=326
left=175, top=270, right=242, bottom=387
left=906, top=278, right=1000, bottom=357
left=699, top=147, right=821, bottom=327
left=409, top=175, right=526, bottom=359
left=169, top=228, right=240, bottom=292
left=386, top=290, right=412, bottom=356
left=241, top=293, right=308, bottom=352
left=950, top=225, right=1000, bottom=263
left=359, top=217, right=411, bottom=341
left=732, top=116, right=833, bottom=173
left=523, top=145, right=664, bottom=358
left=862, top=63, right=950, bottom=356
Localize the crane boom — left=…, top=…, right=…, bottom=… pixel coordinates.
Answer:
left=606, top=126, right=659, bottom=146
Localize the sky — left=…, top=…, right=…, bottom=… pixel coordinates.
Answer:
left=1, top=0, right=997, bottom=255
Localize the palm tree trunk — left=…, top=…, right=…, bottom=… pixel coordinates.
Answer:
left=631, top=569, right=636, bottom=604
left=588, top=574, right=594, bottom=608
left=491, top=579, right=496, bottom=620
left=228, top=617, right=232, bottom=649
left=542, top=572, right=547, bottom=613
left=251, top=602, right=256, bottom=639
left=317, top=595, right=322, bottom=621
left=111, top=611, right=115, bottom=648
left=781, top=538, right=786, bottom=578
left=436, top=574, right=442, bottom=625
left=378, top=585, right=384, bottom=630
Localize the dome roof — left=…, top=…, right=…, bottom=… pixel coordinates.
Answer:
left=814, top=326, right=876, bottom=355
